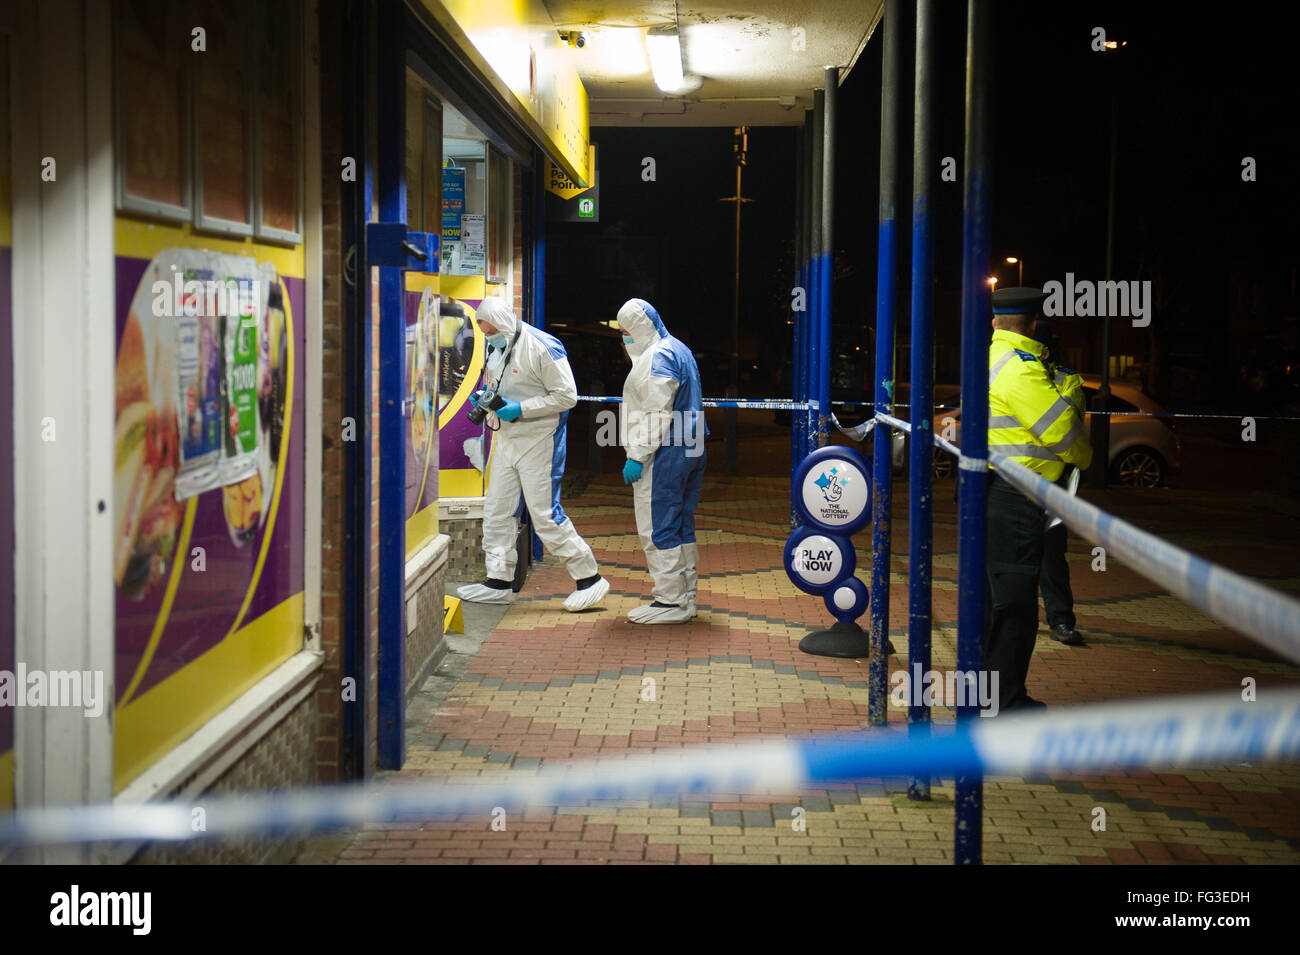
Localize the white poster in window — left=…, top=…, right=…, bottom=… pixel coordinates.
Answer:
left=459, top=213, right=485, bottom=274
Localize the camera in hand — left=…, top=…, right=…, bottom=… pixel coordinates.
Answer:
left=466, top=387, right=506, bottom=426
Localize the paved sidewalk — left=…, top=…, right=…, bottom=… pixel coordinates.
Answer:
left=300, top=472, right=1300, bottom=865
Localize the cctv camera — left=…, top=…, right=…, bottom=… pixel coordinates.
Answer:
left=575, top=32, right=588, bottom=48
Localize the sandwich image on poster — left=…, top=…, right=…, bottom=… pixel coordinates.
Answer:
left=115, top=254, right=186, bottom=600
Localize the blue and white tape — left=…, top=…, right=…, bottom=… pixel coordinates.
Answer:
left=877, top=408, right=1300, bottom=664
left=1, top=689, right=1295, bottom=847
left=578, top=396, right=810, bottom=411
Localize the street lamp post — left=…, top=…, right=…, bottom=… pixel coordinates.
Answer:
left=1005, top=256, right=1022, bottom=286
left=1089, top=40, right=1125, bottom=489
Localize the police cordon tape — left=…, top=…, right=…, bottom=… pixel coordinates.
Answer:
left=581, top=396, right=1296, bottom=420
left=874, top=410, right=1300, bottom=665
left=1, top=689, right=1297, bottom=847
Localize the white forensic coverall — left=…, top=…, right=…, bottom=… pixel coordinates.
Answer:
left=475, top=298, right=599, bottom=587
left=618, top=298, right=707, bottom=621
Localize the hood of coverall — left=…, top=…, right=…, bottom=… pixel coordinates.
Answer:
left=476, top=296, right=519, bottom=340
left=616, top=298, right=669, bottom=361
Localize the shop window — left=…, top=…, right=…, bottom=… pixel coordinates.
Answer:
left=404, top=76, right=442, bottom=237
left=487, top=144, right=512, bottom=287
left=254, top=0, right=302, bottom=242
left=441, top=105, right=486, bottom=277
left=113, top=0, right=302, bottom=243
left=193, top=0, right=255, bottom=234
left=114, top=0, right=193, bottom=220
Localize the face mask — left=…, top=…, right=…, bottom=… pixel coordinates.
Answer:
left=622, top=336, right=635, bottom=345
left=487, top=333, right=507, bottom=348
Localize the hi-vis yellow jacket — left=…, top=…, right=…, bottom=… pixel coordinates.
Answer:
left=1048, top=363, right=1086, bottom=416
left=988, top=329, right=1092, bottom=481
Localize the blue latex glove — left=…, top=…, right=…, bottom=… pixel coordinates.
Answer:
left=496, top=398, right=522, bottom=422
left=622, top=459, right=643, bottom=484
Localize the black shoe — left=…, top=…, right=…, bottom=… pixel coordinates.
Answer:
left=996, top=695, right=1046, bottom=715
left=1050, top=623, right=1083, bottom=645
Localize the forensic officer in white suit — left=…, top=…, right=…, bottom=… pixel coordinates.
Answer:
left=617, top=298, right=707, bottom=625
left=457, top=297, right=609, bottom=612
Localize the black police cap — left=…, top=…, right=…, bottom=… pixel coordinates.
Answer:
left=992, top=286, right=1046, bottom=315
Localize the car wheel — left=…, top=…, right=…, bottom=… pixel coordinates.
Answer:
left=1111, top=447, right=1165, bottom=488
left=932, top=446, right=956, bottom=479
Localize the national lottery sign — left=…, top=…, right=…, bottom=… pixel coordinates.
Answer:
left=792, top=445, right=871, bottom=534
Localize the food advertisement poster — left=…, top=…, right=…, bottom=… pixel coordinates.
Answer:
left=405, top=280, right=440, bottom=553
left=434, top=285, right=491, bottom=499
left=112, top=241, right=303, bottom=791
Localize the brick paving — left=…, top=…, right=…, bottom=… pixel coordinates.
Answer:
left=306, top=469, right=1300, bottom=865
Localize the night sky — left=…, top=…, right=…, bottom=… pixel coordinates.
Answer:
left=548, top=1, right=1300, bottom=415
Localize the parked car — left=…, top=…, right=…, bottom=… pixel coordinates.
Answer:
left=928, top=376, right=1183, bottom=487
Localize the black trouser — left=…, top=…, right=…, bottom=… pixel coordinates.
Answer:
left=984, top=473, right=1046, bottom=711
left=1039, top=520, right=1075, bottom=629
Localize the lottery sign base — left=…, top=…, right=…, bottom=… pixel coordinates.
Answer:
left=798, top=620, right=871, bottom=658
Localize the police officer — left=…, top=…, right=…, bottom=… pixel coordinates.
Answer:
left=1033, top=322, right=1085, bottom=645
left=985, top=289, right=1093, bottom=712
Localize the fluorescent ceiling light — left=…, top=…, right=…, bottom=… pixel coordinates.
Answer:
left=646, top=28, right=684, bottom=93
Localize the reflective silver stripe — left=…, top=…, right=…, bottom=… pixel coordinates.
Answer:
left=1027, top=395, right=1073, bottom=441
left=989, top=351, right=1016, bottom=385
left=1053, top=369, right=1068, bottom=389
left=988, top=443, right=1058, bottom=461
left=988, top=414, right=1020, bottom=429
left=1047, top=415, right=1084, bottom=455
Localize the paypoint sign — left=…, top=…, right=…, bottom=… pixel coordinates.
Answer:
left=548, top=145, right=599, bottom=222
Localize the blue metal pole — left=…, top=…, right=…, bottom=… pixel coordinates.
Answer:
left=955, top=0, right=993, bottom=865
left=907, top=0, right=936, bottom=800
left=533, top=146, right=547, bottom=328
left=376, top=3, right=406, bottom=770
left=817, top=69, right=836, bottom=451
left=870, top=0, right=903, bottom=726
left=809, top=95, right=824, bottom=459
left=791, top=121, right=806, bottom=525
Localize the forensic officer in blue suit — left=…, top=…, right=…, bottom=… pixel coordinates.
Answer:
left=616, top=298, right=707, bottom=625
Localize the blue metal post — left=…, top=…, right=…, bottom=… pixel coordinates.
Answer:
left=907, top=0, right=936, bottom=800
left=955, top=0, right=993, bottom=864
left=869, top=0, right=903, bottom=726
left=533, top=146, right=546, bottom=328
left=376, top=4, right=406, bottom=770
left=809, top=95, right=824, bottom=459
left=791, top=119, right=807, bottom=523
left=817, top=69, right=836, bottom=450
left=801, top=113, right=815, bottom=461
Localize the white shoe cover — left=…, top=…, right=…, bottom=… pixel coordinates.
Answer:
left=457, top=583, right=517, bottom=605
left=628, top=602, right=692, bottom=625
left=563, top=576, right=609, bottom=612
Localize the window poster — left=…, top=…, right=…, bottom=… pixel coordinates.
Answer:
left=442, top=166, right=465, bottom=240
left=459, top=214, right=486, bottom=275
